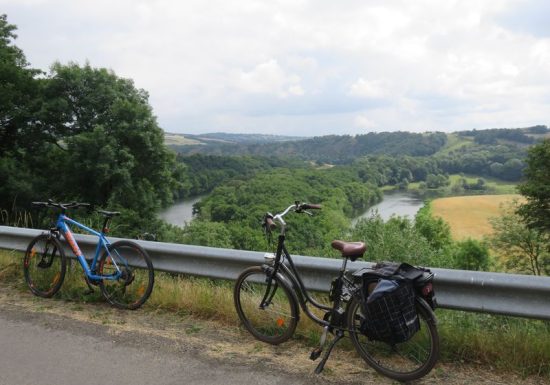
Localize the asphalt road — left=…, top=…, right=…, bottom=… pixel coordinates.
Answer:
left=0, top=308, right=329, bottom=385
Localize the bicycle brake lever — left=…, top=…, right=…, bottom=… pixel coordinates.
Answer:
left=303, top=210, right=313, bottom=216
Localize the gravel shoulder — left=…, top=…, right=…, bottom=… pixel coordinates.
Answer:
left=0, top=283, right=546, bottom=385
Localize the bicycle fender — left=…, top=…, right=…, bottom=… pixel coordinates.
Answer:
left=416, top=297, right=438, bottom=325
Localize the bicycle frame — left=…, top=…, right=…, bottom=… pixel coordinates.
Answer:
left=55, top=213, right=122, bottom=281
left=265, top=233, right=358, bottom=330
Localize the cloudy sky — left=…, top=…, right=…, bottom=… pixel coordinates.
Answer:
left=2, top=0, right=550, bottom=136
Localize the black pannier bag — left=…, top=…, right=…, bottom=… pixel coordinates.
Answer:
left=359, top=279, right=420, bottom=344
left=354, top=262, right=429, bottom=344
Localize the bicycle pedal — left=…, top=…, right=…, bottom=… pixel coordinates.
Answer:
left=309, top=347, right=322, bottom=361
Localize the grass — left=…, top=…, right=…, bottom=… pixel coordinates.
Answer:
left=1, top=249, right=550, bottom=379
left=436, top=133, right=473, bottom=156
left=164, top=133, right=204, bottom=146
left=447, top=174, right=519, bottom=194
left=431, top=194, right=523, bottom=240
left=406, top=174, right=518, bottom=195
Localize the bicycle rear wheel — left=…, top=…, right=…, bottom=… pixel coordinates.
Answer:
left=347, top=296, right=439, bottom=382
left=234, top=266, right=298, bottom=345
left=98, top=240, right=154, bottom=310
left=23, top=234, right=66, bottom=298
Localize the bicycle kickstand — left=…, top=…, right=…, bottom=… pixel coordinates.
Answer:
left=313, top=330, right=344, bottom=374
left=310, top=325, right=328, bottom=361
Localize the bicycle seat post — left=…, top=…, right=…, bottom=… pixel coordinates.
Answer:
left=101, top=216, right=111, bottom=234
left=339, top=257, right=349, bottom=275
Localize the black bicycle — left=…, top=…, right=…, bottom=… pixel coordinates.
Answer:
left=233, top=201, right=439, bottom=382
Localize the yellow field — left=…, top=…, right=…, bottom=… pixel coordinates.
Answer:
left=431, top=194, right=523, bottom=240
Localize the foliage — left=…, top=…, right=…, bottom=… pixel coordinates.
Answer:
left=451, top=238, right=491, bottom=271
left=489, top=201, right=550, bottom=275
left=175, top=154, right=301, bottom=198
left=0, top=14, right=45, bottom=155
left=180, top=220, right=233, bottom=248
left=425, top=173, right=450, bottom=189
left=517, top=139, right=550, bottom=234
left=457, top=127, right=536, bottom=145
left=352, top=215, right=439, bottom=266
left=173, top=131, right=449, bottom=163
left=0, top=16, right=183, bottom=238
left=414, top=203, right=453, bottom=250
left=187, top=167, right=381, bottom=255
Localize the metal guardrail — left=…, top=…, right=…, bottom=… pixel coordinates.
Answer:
left=1, top=225, right=550, bottom=320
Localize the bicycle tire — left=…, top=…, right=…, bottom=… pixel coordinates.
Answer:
left=347, top=296, right=439, bottom=382
left=98, top=240, right=154, bottom=310
left=23, top=233, right=66, bottom=298
left=234, top=266, right=299, bottom=345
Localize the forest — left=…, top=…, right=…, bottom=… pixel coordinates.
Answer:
left=2, top=14, right=549, bottom=276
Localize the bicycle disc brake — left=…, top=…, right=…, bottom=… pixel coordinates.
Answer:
left=37, top=246, right=56, bottom=269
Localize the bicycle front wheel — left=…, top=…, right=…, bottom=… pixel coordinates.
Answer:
left=347, top=296, right=439, bottom=382
left=23, top=233, right=66, bottom=298
left=234, top=266, right=298, bottom=345
left=98, top=240, right=154, bottom=310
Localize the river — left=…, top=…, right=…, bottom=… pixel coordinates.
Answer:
left=352, top=191, right=425, bottom=224
left=159, top=191, right=424, bottom=227
left=158, top=195, right=205, bottom=227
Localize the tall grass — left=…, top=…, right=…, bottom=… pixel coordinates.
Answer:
left=1, top=249, right=549, bottom=378
left=0, top=208, right=33, bottom=227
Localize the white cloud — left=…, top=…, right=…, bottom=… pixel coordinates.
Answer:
left=2, top=0, right=549, bottom=135
left=349, top=78, right=391, bottom=99
left=232, top=59, right=304, bottom=98
left=354, top=114, right=377, bottom=129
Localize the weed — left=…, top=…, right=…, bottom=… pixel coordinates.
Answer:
left=1, top=249, right=550, bottom=378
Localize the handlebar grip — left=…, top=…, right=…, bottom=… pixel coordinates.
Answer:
left=265, top=216, right=276, bottom=231
left=301, top=203, right=322, bottom=210
left=31, top=201, right=47, bottom=207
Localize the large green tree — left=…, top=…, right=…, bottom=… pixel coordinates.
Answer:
left=0, top=15, right=49, bottom=208
left=0, top=14, right=45, bottom=154
left=0, top=15, right=184, bottom=232
left=517, top=139, right=550, bottom=233
left=41, top=62, right=185, bottom=216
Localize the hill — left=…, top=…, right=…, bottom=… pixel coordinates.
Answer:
left=165, top=132, right=306, bottom=146
left=166, top=126, right=549, bottom=165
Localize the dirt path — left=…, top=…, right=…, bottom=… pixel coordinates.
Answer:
left=0, top=283, right=546, bottom=385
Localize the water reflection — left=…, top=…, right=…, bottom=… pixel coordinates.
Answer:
left=158, top=195, right=205, bottom=227
left=352, top=191, right=424, bottom=224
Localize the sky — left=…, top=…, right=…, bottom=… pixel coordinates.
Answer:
left=2, top=0, right=550, bottom=136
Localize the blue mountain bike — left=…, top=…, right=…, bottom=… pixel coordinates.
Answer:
left=24, top=200, right=154, bottom=310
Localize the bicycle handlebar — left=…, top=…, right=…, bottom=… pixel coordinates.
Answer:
left=265, top=201, right=322, bottom=230
left=298, top=203, right=322, bottom=211
left=32, top=200, right=91, bottom=210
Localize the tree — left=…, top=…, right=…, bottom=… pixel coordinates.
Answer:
left=0, top=15, right=45, bottom=154
left=43, top=63, right=185, bottom=217
left=414, top=204, right=452, bottom=250
left=517, top=139, right=550, bottom=233
left=490, top=201, right=550, bottom=275
left=452, top=238, right=490, bottom=271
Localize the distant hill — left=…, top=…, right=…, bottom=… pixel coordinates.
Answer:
left=166, top=126, right=549, bottom=164
left=165, top=132, right=306, bottom=146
